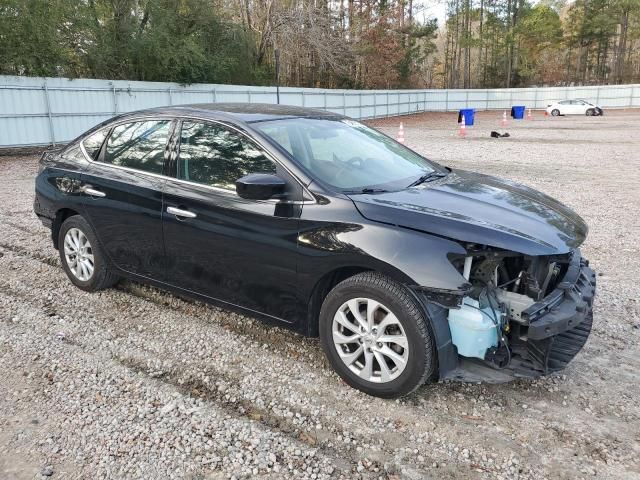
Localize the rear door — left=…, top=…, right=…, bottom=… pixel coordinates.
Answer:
left=162, top=120, right=303, bottom=321
left=80, top=119, right=174, bottom=281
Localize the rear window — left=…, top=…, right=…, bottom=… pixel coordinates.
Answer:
left=82, top=129, right=109, bottom=160
left=60, top=145, right=86, bottom=163
left=102, top=120, right=171, bottom=175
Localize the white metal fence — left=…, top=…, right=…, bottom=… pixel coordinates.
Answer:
left=1, top=75, right=639, bottom=147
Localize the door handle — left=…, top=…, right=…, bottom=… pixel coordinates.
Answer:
left=82, top=186, right=106, bottom=198
left=167, top=206, right=197, bottom=219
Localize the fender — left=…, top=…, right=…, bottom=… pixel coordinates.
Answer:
left=297, top=198, right=466, bottom=374
left=297, top=196, right=471, bottom=306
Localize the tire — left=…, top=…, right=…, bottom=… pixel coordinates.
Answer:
left=551, top=109, right=560, bottom=117
left=586, top=108, right=594, bottom=116
left=319, top=272, right=436, bottom=398
left=58, top=215, right=119, bottom=292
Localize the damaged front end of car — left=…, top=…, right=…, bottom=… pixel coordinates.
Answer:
left=350, top=168, right=597, bottom=382
left=428, top=246, right=596, bottom=382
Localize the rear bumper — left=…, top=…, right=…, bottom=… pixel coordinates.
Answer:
left=33, top=196, right=53, bottom=228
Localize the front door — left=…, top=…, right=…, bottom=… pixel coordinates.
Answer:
left=162, top=120, right=302, bottom=321
left=566, top=100, right=582, bottom=115
left=80, top=119, right=173, bottom=280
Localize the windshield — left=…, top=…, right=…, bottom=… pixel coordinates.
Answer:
left=254, top=118, right=440, bottom=192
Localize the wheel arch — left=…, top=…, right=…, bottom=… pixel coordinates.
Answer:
left=305, top=266, right=373, bottom=337
left=52, top=208, right=81, bottom=249
left=304, top=259, right=433, bottom=337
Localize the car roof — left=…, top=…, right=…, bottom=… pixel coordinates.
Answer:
left=119, top=103, right=345, bottom=124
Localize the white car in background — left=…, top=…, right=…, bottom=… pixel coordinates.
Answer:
left=546, top=100, right=603, bottom=116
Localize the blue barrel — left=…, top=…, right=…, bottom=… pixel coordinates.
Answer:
left=458, top=108, right=475, bottom=126
left=511, top=105, right=526, bottom=119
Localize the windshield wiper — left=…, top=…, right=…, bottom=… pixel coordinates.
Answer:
left=344, top=187, right=389, bottom=194
left=360, top=188, right=388, bottom=194
left=408, top=171, right=447, bottom=188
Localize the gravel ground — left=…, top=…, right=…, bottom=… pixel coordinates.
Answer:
left=1, top=109, right=639, bottom=480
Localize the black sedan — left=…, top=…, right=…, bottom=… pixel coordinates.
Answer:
left=34, top=104, right=596, bottom=398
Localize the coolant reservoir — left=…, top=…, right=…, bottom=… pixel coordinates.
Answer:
left=448, top=297, right=499, bottom=359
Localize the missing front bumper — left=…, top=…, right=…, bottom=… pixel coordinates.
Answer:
left=509, top=256, right=596, bottom=376
left=526, top=311, right=593, bottom=373
left=443, top=252, right=597, bottom=381
left=522, top=255, right=596, bottom=341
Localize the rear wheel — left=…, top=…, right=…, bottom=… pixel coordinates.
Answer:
left=58, top=215, right=119, bottom=291
left=551, top=109, right=560, bottom=116
left=319, top=272, right=436, bottom=398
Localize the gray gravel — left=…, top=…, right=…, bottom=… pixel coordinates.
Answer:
left=1, top=110, right=639, bottom=479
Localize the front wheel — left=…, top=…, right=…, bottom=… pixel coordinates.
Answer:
left=586, top=108, right=595, bottom=116
left=58, top=215, right=119, bottom=292
left=319, top=272, right=436, bottom=398
left=551, top=109, right=560, bottom=116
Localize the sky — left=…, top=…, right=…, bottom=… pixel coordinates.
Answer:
left=415, top=0, right=448, bottom=27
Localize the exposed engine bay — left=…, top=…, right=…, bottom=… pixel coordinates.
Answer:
left=445, top=247, right=596, bottom=380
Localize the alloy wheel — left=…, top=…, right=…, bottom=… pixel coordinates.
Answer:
left=63, top=228, right=95, bottom=281
left=332, top=298, right=409, bottom=383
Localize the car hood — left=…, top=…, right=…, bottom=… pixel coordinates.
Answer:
left=349, top=169, right=588, bottom=256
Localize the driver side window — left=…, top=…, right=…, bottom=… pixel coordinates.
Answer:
left=177, top=121, right=276, bottom=191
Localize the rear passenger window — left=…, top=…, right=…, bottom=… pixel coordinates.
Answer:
left=102, top=120, right=171, bottom=175
left=82, top=129, right=108, bottom=160
left=178, top=121, right=276, bottom=191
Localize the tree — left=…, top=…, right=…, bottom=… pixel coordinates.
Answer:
left=516, top=4, right=563, bottom=84
left=1, top=0, right=639, bottom=87
left=0, top=0, right=84, bottom=76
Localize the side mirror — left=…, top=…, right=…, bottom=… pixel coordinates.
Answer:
left=235, top=173, right=286, bottom=200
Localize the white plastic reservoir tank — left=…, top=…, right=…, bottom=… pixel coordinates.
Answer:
left=448, top=298, right=499, bottom=359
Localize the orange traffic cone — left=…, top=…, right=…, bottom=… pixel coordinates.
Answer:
left=396, top=122, right=405, bottom=144
left=459, top=115, right=466, bottom=137
left=544, top=110, right=548, bottom=118
left=501, top=110, right=508, bottom=127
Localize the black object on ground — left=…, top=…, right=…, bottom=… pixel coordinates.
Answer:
left=491, top=131, right=510, bottom=138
